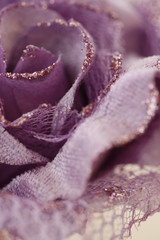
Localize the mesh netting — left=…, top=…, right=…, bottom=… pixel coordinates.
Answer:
left=0, top=1, right=160, bottom=240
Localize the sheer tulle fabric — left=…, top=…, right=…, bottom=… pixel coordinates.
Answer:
left=0, top=0, right=160, bottom=240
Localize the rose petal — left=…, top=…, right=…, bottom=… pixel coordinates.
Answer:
left=69, top=0, right=159, bottom=56
left=0, top=2, right=63, bottom=69
left=0, top=55, right=67, bottom=121
left=51, top=0, right=122, bottom=102
left=0, top=192, right=68, bottom=240
left=5, top=66, right=160, bottom=201
left=52, top=1, right=120, bottom=50
left=128, top=0, right=160, bottom=53
left=1, top=20, right=94, bottom=158
left=7, top=19, right=95, bottom=129
left=105, top=0, right=159, bottom=56
left=11, top=19, right=94, bottom=80
left=107, top=109, right=160, bottom=168
left=0, top=116, right=48, bottom=187
left=5, top=105, right=80, bottom=159
left=14, top=45, right=57, bottom=73
left=0, top=124, right=47, bottom=165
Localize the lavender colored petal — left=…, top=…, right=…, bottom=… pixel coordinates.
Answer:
left=66, top=0, right=159, bottom=56
left=51, top=0, right=122, bottom=102
left=128, top=0, right=160, bottom=53
left=108, top=109, right=160, bottom=168
left=5, top=66, right=160, bottom=201
left=0, top=124, right=47, bottom=165
left=5, top=105, right=81, bottom=159
left=14, top=45, right=57, bottom=73
left=0, top=2, right=63, bottom=69
left=0, top=1, right=160, bottom=240
left=12, top=19, right=95, bottom=131
left=105, top=56, right=160, bottom=167
left=0, top=19, right=94, bottom=158
left=0, top=55, right=67, bottom=121
left=0, top=192, right=81, bottom=240
left=11, top=19, right=94, bottom=81
left=52, top=1, right=120, bottom=50
left=123, top=55, right=160, bottom=72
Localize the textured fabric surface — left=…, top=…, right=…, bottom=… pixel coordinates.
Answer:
left=0, top=0, right=160, bottom=240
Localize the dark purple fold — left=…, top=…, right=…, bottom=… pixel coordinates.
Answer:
left=0, top=17, right=95, bottom=164
left=0, top=18, right=95, bottom=160
left=108, top=109, right=160, bottom=168
left=0, top=55, right=67, bottom=121
left=14, top=45, right=57, bottom=73
left=5, top=105, right=81, bottom=159
left=51, top=1, right=122, bottom=102
left=10, top=19, right=92, bottom=81
left=0, top=3, right=63, bottom=70
left=5, top=64, right=160, bottom=202
left=0, top=192, right=86, bottom=240
left=0, top=124, right=47, bottom=165
left=10, top=19, right=95, bottom=129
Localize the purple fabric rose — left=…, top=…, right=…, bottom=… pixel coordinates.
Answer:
left=0, top=0, right=160, bottom=239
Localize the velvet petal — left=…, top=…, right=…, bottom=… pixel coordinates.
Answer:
left=5, top=105, right=80, bottom=159
left=51, top=0, right=122, bottom=102
left=14, top=45, right=57, bottom=73
left=0, top=124, right=47, bottom=165
left=5, top=19, right=95, bottom=130
left=5, top=67, right=160, bottom=201
left=0, top=55, right=67, bottom=121
left=0, top=2, right=63, bottom=69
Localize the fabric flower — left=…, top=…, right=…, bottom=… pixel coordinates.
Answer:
left=0, top=0, right=160, bottom=240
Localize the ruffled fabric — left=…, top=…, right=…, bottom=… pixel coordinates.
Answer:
left=52, top=0, right=122, bottom=102
left=0, top=1, right=160, bottom=240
